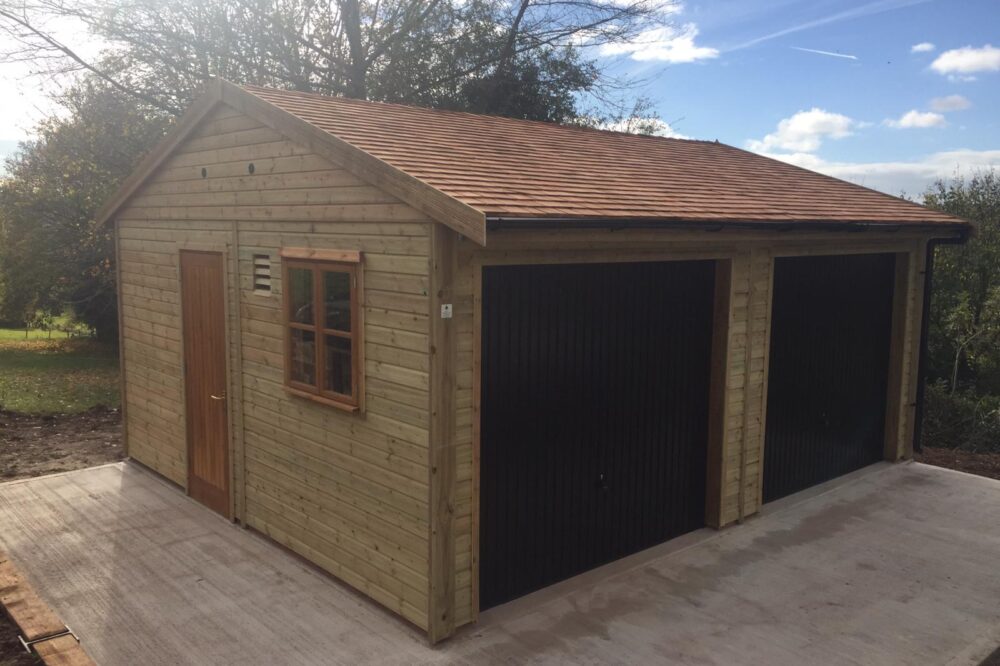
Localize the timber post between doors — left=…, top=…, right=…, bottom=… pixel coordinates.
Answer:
left=706, top=258, right=734, bottom=528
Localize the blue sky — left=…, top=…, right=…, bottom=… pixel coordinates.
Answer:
left=595, top=0, right=1000, bottom=195
left=0, top=0, right=997, bottom=195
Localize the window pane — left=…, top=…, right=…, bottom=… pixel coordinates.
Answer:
left=324, top=271, right=351, bottom=331
left=323, top=335, right=352, bottom=396
left=289, top=267, right=314, bottom=324
left=290, top=329, right=316, bottom=385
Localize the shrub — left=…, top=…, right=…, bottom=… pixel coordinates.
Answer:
left=921, top=380, right=1000, bottom=453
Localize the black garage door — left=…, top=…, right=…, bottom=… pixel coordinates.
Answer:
left=763, top=253, right=896, bottom=503
left=480, top=260, right=716, bottom=610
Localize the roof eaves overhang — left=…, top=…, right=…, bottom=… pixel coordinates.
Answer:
left=485, top=215, right=972, bottom=241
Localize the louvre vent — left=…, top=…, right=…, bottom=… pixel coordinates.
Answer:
left=253, top=254, right=272, bottom=292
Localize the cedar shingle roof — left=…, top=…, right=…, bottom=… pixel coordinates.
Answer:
left=243, top=85, right=966, bottom=228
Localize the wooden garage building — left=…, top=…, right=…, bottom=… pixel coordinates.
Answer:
left=98, top=80, right=970, bottom=642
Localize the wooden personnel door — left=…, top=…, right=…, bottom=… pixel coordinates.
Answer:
left=479, top=260, right=715, bottom=610
left=180, top=250, right=231, bottom=517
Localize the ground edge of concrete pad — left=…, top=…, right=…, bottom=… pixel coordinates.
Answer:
left=947, top=630, right=1000, bottom=666
left=0, top=461, right=126, bottom=488
left=0, top=550, right=96, bottom=665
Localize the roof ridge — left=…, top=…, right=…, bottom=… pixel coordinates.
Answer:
left=241, top=84, right=714, bottom=145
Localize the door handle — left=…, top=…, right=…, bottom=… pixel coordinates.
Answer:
left=210, top=392, right=227, bottom=401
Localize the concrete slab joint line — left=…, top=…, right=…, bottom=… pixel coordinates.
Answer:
left=1, top=461, right=1000, bottom=664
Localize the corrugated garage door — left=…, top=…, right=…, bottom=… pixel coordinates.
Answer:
left=763, top=253, right=896, bottom=503
left=480, top=260, right=715, bottom=610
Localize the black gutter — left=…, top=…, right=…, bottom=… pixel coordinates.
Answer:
left=912, top=235, right=969, bottom=453
left=486, top=216, right=968, bottom=235
left=487, top=213, right=973, bottom=456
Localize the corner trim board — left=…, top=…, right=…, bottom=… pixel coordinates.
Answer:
left=428, top=224, right=457, bottom=642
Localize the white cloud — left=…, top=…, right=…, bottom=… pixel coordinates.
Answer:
left=599, top=24, right=718, bottom=64
left=931, top=44, right=1000, bottom=74
left=911, top=42, right=935, bottom=53
left=745, top=108, right=855, bottom=153
left=929, top=94, right=972, bottom=112
left=601, top=117, right=688, bottom=139
left=884, top=109, right=947, bottom=128
left=757, top=149, right=1000, bottom=197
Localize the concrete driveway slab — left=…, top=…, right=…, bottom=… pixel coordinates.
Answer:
left=0, top=460, right=998, bottom=665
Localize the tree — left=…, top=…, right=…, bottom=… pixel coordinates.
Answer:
left=940, top=290, right=1000, bottom=395
left=925, top=169, right=1000, bottom=394
left=0, top=0, right=675, bottom=122
left=0, top=81, right=169, bottom=339
left=0, top=0, right=678, bottom=338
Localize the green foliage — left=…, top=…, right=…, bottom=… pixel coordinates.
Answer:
left=925, top=170, right=1000, bottom=395
left=922, top=169, right=1000, bottom=451
left=0, top=314, right=93, bottom=339
left=446, top=46, right=599, bottom=123
left=0, top=334, right=120, bottom=414
left=921, top=380, right=1000, bottom=453
left=0, top=83, right=169, bottom=340
left=5, top=0, right=667, bottom=122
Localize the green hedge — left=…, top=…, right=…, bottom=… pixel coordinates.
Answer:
left=921, top=380, right=1000, bottom=453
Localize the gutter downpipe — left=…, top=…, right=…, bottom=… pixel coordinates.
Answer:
left=912, top=234, right=969, bottom=453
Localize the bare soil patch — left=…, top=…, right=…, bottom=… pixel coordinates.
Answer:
left=0, top=407, right=123, bottom=482
left=0, top=611, right=38, bottom=666
left=916, top=447, right=1000, bottom=482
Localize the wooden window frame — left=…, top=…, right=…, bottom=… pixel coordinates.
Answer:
left=281, top=248, right=363, bottom=413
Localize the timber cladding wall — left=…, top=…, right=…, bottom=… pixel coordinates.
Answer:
left=117, top=104, right=435, bottom=629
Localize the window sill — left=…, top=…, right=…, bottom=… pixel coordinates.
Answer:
left=285, top=386, right=360, bottom=413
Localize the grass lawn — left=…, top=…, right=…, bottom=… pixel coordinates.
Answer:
left=0, top=327, right=72, bottom=341
left=0, top=330, right=119, bottom=414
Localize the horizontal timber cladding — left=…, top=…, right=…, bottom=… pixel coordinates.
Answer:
left=479, top=260, right=715, bottom=609
left=763, top=253, right=897, bottom=502
left=116, top=103, right=435, bottom=631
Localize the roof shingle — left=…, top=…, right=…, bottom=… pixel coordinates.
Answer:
left=243, top=85, right=966, bottom=228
